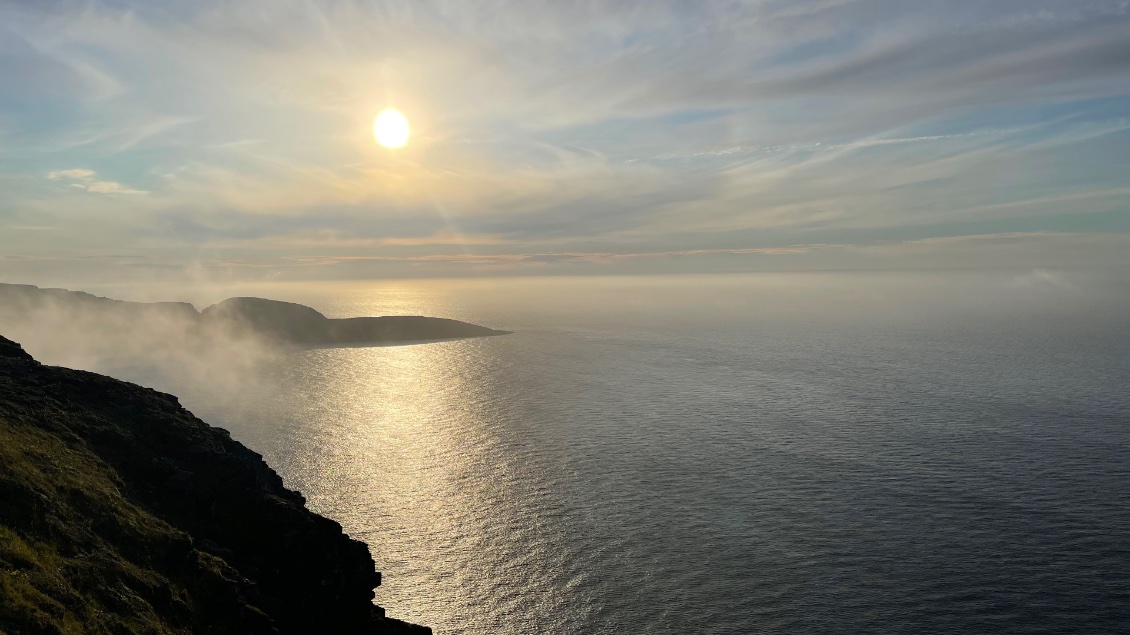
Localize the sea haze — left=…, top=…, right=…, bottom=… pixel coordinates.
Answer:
left=79, top=272, right=1130, bottom=634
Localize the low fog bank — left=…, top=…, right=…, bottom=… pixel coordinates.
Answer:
left=0, top=284, right=283, bottom=406
left=0, top=282, right=506, bottom=416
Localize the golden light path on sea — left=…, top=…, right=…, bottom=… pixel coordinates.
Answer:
left=263, top=287, right=569, bottom=632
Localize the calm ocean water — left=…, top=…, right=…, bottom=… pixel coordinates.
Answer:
left=103, top=272, right=1130, bottom=634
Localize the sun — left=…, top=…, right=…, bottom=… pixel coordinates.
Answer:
left=373, top=109, right=410, bottom=149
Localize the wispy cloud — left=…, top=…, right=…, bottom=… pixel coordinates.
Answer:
left=47, top=169, right=146, bottom=195
left=293, top=244, right=823, bottom=266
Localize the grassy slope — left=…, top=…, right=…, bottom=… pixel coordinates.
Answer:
left=0, top=422, right=237, bottom=635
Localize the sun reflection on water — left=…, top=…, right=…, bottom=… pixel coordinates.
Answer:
left=261, top=333, right=572, bottom=631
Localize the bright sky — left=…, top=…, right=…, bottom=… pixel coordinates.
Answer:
left=1, top=0, right=1129, bottom=283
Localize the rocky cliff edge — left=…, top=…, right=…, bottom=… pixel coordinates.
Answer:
left=0, top=335, right=430, bottom=635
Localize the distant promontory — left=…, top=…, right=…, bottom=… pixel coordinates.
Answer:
left=0, top=283, right=510, bottom=347
left=200, top=296, right=509, bottom=345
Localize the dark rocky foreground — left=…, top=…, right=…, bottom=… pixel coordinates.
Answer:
left=0, top=335, right=430, bottom=634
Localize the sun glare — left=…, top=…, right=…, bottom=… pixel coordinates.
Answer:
left=374, top=109, right=410, bottom=149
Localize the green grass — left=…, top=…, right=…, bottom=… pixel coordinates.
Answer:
left=0, top=420, right=190, bottom=635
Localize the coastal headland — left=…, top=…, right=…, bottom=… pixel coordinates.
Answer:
left=0, top=334, right=431, bottom=634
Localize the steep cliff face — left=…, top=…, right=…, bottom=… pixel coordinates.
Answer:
left=0, top=335, right=430, bottom=635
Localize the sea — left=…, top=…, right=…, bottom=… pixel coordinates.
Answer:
left=83, top=271, right=1130, bottom=634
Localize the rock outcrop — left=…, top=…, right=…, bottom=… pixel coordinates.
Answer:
left=0, top=335, right=430, bottom=634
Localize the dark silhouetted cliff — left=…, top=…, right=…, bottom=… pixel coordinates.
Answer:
left=200, top=296, right=509, bottom=345
left=0, top=335, right=430, bottom=634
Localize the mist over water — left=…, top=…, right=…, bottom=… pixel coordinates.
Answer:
left=6, top=271, right=1130, bottom=634
left=0, top=286, right=283, bottom=407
